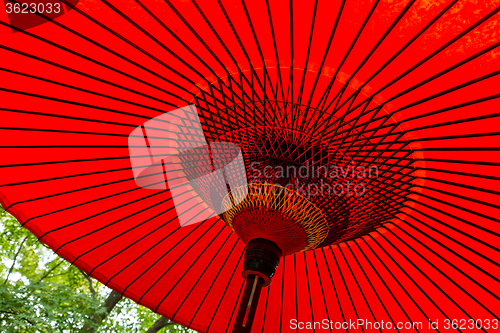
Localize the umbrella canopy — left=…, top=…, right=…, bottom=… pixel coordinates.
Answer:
left=1, top=0, right=500, bottom=332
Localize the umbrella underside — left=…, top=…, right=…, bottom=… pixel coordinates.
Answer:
left=0, top=0, right=499, bottom=332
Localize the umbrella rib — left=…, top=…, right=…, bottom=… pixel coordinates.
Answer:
left=413, top=165, right=500, bottom=182
left=214, top=0, right=269, bottom=104
left=341, top=129, right=500, bottom=148
left=337, top=244, right=383, bottom=333
left=0, top=45, right=178, bottom=107
left=343, top=244, right=402, bottom=333
left=240, top=0, right=278, bottom=106
left=312, top=0, right=381, bottom=115
left=206, top=248, right=245, bottom=333
left=20, top=0, right=203, bottom=91
left=414, top=180, right=499, bottom=225
left=279, top=257, right=285, bottom=333
left=293, top=0, right=319, bottom=116
left=302, top=252, right=317, bottom=331
left=185, top=238, right=240, bottom=327
left=289, top=0, right=294, bottom=113
left=350, top=239, right=420, bottom=330
left=397, top=219, right=500, bottom=288
left=103, top=0, right=233, bottom=93
left=320, top=248, right=348, bottom=330
left=329, top=65, right=500, bottom=142
left=176, top=237, right=241, bottom=322
left=152, top=226, right=231, bottom=311
left=158, top=0, right=261, bottom=107
left=371, top=5, right=500, bottom=100
left=0, top=20, right=192, bottom=104
left=382, top=43, right=500, bottom=110
left=51, top=192, right=170, bottom=250
left=193, top=5, right=254, bottom=104
left=0, top=67, right=174, bottom=114
left=87, top=211, right=181, bottom=277
left=103, top=215, right=210, bottom=287
left=0, top=154, right=187, bottom=169
left=0, top=88, right=225, bottom=135
left=375, top=179, right=500, bottom=252
left=261, top=282, right=271, bottom=333
left=293, top=254, right=299, bottom=333
left=306, top=0, right=417, bottom=134
left=195, top=88, right=229, bottom=139
left=264, top=0, right=287, bottom=105
left=382, top=226, right=497, bottom=323
left=366, top=171, right=500, bottom=242
left=0, top=88, right=153, bottom=123
left=136, top=0, right=231, bottom=83
left=400, top=202, right=500, bottom=253
left=311, top=252, right=333, bottom=333
left=5, top=167, right=176, bottom=210
left=14, top=171, right=177, bottom=226
left=335, top=0, right=461, bottom=113
left=314, top=89, right=364, bottom=145
left=397, top=219, right=500, bottom=281
left=413, top=186, right=500, bottom=216
left=0, top=165, right=135, bottom=188
left=71, top=0, right=208, bottom=90
left=303, top=0, right=347, bottom=110
left=23, top=186, right=142, bottom=228
left=71, top=189, right=202, bottom=267
left=225, top=280, right=246, bottom=333
left=186, top=0, right=258, bottom=106
left=329, top=248, right=366, bottom=333
left=326, top=92, right=500, bottom=161
left=333, top=97, right=375, bottom=153
left=321, top=25, right=500, bottom=148
left=334, top=168, right=500, bottom=255
left=5, top=174, right=136, bottom=211
left=358, top=237, right=439, bottom=329
left=367, top=233, right=456, bottom=324
left=118, top=210, right=216, bottom=295
left=330, top=6, right=500, bottom=131
left=323, top=98, right=500, bottom=199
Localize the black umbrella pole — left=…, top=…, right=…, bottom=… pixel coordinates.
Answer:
left=232, top=239, right=282, bottom=333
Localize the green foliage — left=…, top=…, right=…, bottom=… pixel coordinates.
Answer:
left=100, top=298, right=192, bottom=333
left=0, top=281, right=105, bottom=332
left=0, top=208, right=195, bottom=333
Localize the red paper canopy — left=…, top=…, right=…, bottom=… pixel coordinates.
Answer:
left=0, top=0, right=500, bottom=332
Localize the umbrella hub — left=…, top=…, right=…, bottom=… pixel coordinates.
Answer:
left=215, top=125, right=366, bottom=248
left=232, top=239, right=281, bottom=333
left=241, top=238, right=282, bottom=287
left=221, top=183, right=329, bottom=256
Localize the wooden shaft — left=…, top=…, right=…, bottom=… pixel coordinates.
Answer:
left=232, top=275, right=264, bottom=333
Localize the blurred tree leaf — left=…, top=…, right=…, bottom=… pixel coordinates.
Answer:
left=0, top=281, right=105, bottom=332
left=0, top=208, right=195, bottom=333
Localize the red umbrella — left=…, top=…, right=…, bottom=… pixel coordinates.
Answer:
left=1, top=0, right=500, bottom=332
